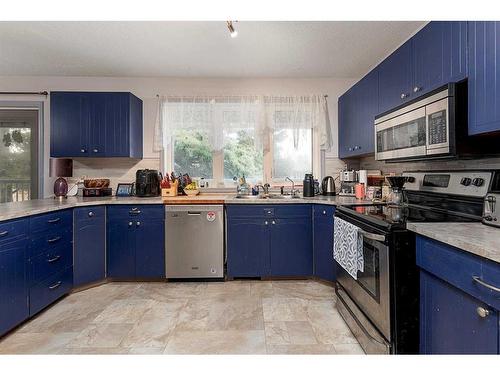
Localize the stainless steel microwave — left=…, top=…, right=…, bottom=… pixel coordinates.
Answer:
left=375, top=84, right=458, bottom=162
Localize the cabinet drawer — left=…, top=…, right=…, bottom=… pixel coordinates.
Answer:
left=226, top=204, right=311, bottom=219
left=107, top=205, right=164, bottom=220
left=416, top=236, right=500, bottom=310
left=0, top=218, right=28, bottom=245
left=29, top=267, right=72, bottom=316
left=75, top=206, right=105, bottom=223
left=30, top=210, right=72, bottom=235
left=314, top=205, right=335, bottom=219
left=30, top=244, right=73, bottom=284
left=30, top=229, right=72, bottom=257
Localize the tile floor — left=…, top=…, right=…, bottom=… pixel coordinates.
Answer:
left=0, top=280, right=364, bottom=354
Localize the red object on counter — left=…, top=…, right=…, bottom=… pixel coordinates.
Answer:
left=355, top=183, right=366, bottom=199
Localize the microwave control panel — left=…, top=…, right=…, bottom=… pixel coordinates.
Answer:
left=428, top=110, right=447, bottom=145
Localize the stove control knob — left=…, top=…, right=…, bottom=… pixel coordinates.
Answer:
left=472, top=178, right=484, bottom=187
left=460, top=177, right=472, bottom=186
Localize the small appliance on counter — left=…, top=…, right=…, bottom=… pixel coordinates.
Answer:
left=385, top=176, right=411, bottom=205
left=82, top=179, right=112, bottom=197
left=483, top=170, right=500, bottom=228
left=339, top=169, right=357, bottom=197
left=302, top=173, right=316, bottom=197
left=321, top=176, right=336, bottom=196
left=135, top=169, right=161, bottom=197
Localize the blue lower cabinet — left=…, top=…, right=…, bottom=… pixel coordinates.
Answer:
left=420, top=270, right=498, bottom=354
left=73, top=206, right=106, bottom=288
left=417, top=235, right=500, bottom=354
left=135, top=219, right=165, bottom=278
left=227, top=218, right=270, bottom=278
left=270, top=217, right=312, bottom=277
left=107, top=205, right=165, bottom=279
left=226, top=204, right=312, bottom=278
left=29, top=267, right=73, bottom=316
left=313, top=205, right=336, bottom=281
left=0, top=237, right=29, bottom=336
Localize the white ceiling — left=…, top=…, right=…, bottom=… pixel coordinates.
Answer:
left=0, top=21, right=426, bottom=78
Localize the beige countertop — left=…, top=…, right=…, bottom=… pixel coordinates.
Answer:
left=0, top=194, right=374, bottom=223
left=407, top=222, right=500, bottom=264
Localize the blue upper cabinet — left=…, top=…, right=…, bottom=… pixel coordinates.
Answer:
left=413, top=21, right=467, bottom=97
left=378, top=40, right=413, bottom=114
left=467, top=21, right=500, bottom=135
left=50, top=92, right=143, bottom=158
left=338, top=69, right=378, bottom=158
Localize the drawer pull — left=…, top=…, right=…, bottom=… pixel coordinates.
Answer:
left=48, top=281, right=62, bottom=290
left=88, top=211, right=94, bottom=217
left=47, top=218, right=61, bottom=224
left=0, top=230, right=8, bottom=237
left=322, top=210, right=326, bottom=215
left=472, top=276, right=500, bottom=293
left=47, top=255, right=61, bottom=263
left=47, top=236, right=61, bottom=243
left=129, top=209, right=141, bottom=215
left=476, top=306, right=490, bottom=318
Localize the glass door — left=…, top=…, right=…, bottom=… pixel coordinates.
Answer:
left=0, top=109, right=39, bottom=203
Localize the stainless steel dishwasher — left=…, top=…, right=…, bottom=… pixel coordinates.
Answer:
left=165, top=205, right=224, bottom=278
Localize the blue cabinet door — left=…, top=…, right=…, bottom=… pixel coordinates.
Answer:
left=270, top=217, right=312, bottom=277
left=313, top=205, right=335, bottom=281
left=107, top=218, right=135, bottom=279
left=50, top=92, right=89, bottom=157
left=353, top=69, right=378, bottom=155
left=73, top=206, right=106, bottom=288
left=420, top=270, right=498, bottom=354
left=227, top=218, right=270, bottom=278
left=413, top=21, right=467, bottom=97
left=134, top=219, right=165, bottom=278
left=0, top=238, right=28, bottom=336
left=88, top=93, right=106, bottom=157
left=103, top=93, right=129, bottom=157
left=378, top=40, right=413, bottom=114
left=468, top=21, right=500, bottom=135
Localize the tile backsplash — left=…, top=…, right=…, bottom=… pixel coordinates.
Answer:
left=72, top=158, right=160, bottom=190
left=359, top=156, right=500, bottom=174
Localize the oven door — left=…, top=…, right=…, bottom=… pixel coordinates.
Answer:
left=335, top=216, right=391, bottom=341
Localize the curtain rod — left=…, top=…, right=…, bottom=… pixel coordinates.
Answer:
left=0, top=91, right=48, bottom=96
left=156, top=94, right=328, bottom=98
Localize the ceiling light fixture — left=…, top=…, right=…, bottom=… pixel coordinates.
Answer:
left=227, top=21, right=238, bottom=38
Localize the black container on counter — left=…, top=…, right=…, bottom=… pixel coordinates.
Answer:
left=303, top=173, right=315, bottom=197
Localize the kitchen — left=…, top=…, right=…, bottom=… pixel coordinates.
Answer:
left=0, top=3, right=499, bottom=372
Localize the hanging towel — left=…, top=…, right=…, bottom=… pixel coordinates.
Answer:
left=333, top=217, right=364, bottom=280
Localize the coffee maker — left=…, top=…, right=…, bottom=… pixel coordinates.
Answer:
left=135, top=169, right=161, bottom=197
left=339, top=170, right=357, bottom=196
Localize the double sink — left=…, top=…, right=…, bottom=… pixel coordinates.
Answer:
left=235, top=194, right=302, bottom=200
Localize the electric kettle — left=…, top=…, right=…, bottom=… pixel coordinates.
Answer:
left=321, top=176, right=336, bottom=196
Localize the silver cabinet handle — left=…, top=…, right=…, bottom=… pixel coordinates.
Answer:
left=272, top=220, right=276, bottom=225
left=47, top=218, right=61, bottom=223
left=476, top=306, right=490, bottom=318
left=265, top=221, right=268, bottom=225
left=129, top=208, right=141, bottom=215
left=49, top=281, right=62, bottom=290
left=88, top=211, right=94, bottom=217
left=128, top=221, right=133, bottom=227
left=322, top=210, right=326, bottom=215
left=0, top=230, right=8, bottom=237
left=348, top=147, right=353, bottom=151
left=136, top=221, right=141, bottom=226
left=80, top=148, right=86, bottom=153
left=93, top=149, right=98, bottom=153
left=359, top=230, right=385, bottom=242
left=472, top=276, right=500, bottom=293
left=47, top=236, right=61, bottom=243
left=413, top=86, right=421, bottom=93
left=400, top=93, right=406, bottom=99
left=47, top=255, right=61, bottom=263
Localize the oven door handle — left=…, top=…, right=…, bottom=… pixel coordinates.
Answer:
left=359, top=230, right=386, bottom=242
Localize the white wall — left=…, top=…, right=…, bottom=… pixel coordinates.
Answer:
left=0, top=76, right=356, bottom=197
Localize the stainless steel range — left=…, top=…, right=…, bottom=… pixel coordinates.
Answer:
left=334, top=170, right=495, bottom=354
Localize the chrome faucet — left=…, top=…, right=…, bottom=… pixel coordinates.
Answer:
left=285, top=177, right=299, bottom=197
left=256, top=183, right=271, bottom=196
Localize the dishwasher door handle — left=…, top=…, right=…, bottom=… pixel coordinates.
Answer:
left=187, top=212, right=202, bottom=216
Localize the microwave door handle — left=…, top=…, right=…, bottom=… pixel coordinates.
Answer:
left=359, top=230, right=386, bottom=242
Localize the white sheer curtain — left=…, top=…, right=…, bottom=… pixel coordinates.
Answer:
left=154, top=94, right=331, bottom=152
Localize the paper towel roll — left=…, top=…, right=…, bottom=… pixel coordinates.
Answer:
left=358, top=170, right=368, bottom=186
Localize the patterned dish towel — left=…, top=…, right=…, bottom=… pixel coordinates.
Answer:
left=333, top=217, right=364, bottom=280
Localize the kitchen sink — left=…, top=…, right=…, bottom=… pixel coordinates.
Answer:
left=234, top=194, right=301, bottom=200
